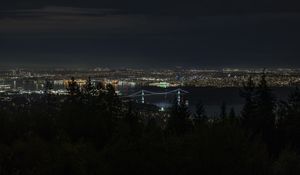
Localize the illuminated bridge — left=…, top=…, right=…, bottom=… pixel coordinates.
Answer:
left=125, top=88, right=189, bottom=108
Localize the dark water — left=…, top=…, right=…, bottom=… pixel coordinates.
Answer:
left=119, top=86, right=295, bottom=116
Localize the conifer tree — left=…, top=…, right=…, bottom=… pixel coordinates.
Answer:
left=194, top=101, right=207, bottom=125
left=240, top=76, right=257, bottom=130
left=220, top=101, right=227, bottom=120
left=44, top=79, right=53, bottom=95
left=278, top=87, right=300, bottom=149
left=67, top=77, right=80, bottom=96
left=229, top=107, right=236, bottom=120
left=255, top=73, right=276, bottom=136
left=83, top=76, right=94, bottom=95
left=167, top=100, right=192, bottom=135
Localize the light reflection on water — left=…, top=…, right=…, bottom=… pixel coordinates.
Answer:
left=119, top=85, right=245, bottom=116
left=119, top=85, right=291, bottom=117
left=153, top=101, right=243, bottom=117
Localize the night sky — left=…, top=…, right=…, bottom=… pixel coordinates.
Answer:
left=1, top=0, right=300, bottom=68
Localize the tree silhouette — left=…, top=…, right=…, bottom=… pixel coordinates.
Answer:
left=106, top=84, right=116, bottom=97
left=97, top=81, right=105, bottom=90
left=240, top=76, right=257, bottom=130
left=83, top=76, right=94, bottom=95
left=0, top=73, right=299, bottom=174
left=278, top=87, right=300, bottom=150
left=44, top=78, right=53, bottom=95
left=229, top=107, right=236, bottom=120
left=255, top=73, right=276, bottom=137
left=220, top=101, right=227, bottom=120
left=273, top=148, right=300, bottom=175
left=240, top=73, right=276, bottom=145
left=66, top=77, right=80, bottom=96
left=167, top=100, right=192, bottom=135
left=193, top=101, right=207, bottom=125
left=96, top=81, right=105, bottom=94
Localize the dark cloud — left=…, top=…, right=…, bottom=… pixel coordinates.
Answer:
left=0, top=1, right=300, bottom=68
left=0, top=6, right=120, bottom=20
left=2, top=0, right=300, bottom=15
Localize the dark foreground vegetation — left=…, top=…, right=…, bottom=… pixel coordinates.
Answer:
left=0, top=75, right=300, bottom=175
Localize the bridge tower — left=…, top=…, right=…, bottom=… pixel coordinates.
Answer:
left=177, top=89, right=181, bottom=105
left=141, top=90, right=145, bottom=104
